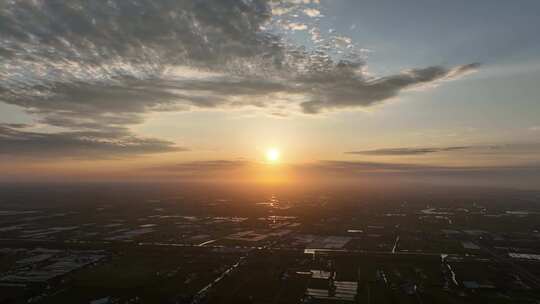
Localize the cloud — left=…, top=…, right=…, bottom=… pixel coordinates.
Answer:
left=297, top=161, right=540, bottom=189
left=0, top=0, right=479, bottom=119
left=286, top=22, right=308, bottom=31
left=149, top=160, right=250, bottom=173
left=144, top=159, right=441, bottom=178
left=298, top=63, right=481, bottom=113
left=0, top=0, right=480, bottom=157
left=346, top=146, right=472, bottom=156
left=146, top=159, right=539, bottom=176
left=0, top=124, right=183, bottom=159
left=0, top=0, right=279, bottom=129
left=303, top=8, right=321, bottom=17
left=141, top=159, right=540, bottom=190
left=345, top=142, right=540, bottom=158
left=300, top=160, right=442, bottom=173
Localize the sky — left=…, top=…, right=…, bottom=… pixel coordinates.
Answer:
left=1, top=0, right=540, bottom=187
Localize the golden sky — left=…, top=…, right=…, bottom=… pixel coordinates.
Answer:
left=1, top=0, right=540, bottom=188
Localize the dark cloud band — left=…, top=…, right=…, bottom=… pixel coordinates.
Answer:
left=346, top=146, right=472, bottom=156
left=0, top=124, right=184, bottom=158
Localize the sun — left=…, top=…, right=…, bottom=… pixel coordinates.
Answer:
left=266, top=148, right=280, bottom=163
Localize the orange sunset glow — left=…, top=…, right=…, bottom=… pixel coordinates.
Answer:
left=2, top=2, right=540, bottom=303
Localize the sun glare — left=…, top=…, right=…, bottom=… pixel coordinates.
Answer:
left=266, top=148, right=280, bottom=163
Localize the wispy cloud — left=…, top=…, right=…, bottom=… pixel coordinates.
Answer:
left=146, top=159, right=540, bottom=175
left=345, top=143, right=540, bottom=157
left=149, top=160, right=249, bottom=173
left=345, top=146, right=472, bottom=156
left=140, top=159, right=540, bottom=189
